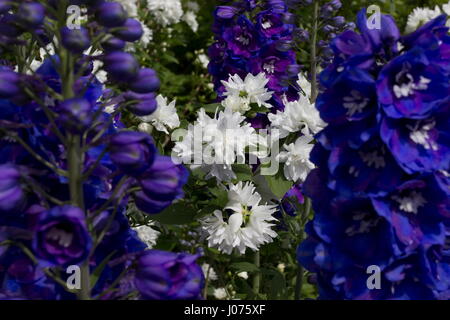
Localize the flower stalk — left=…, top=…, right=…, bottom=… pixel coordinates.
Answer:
left=252, top=251, right=261, bottom=297
left=310, top=0, right=320, bottom=103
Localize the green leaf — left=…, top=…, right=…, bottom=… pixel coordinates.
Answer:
left=230, top=262, right=259, bottom=273
left=250, top=104, right=270, bottom=114
left=264, top=173, right=293, bottom=199
left=232, top=164, right=253, bottom=181
left=266, top=269, right=286, bottom=299
left=210, top=187, right=228, bottom=207
left=203, top=103, right=222, bottom=113
left=149, top=202, right=198, bottom=225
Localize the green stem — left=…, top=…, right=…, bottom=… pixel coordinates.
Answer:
left=294, top=265, right=304, bottom=300
left=310, top=0, right=320, bottom=103
left=68, top=134, right=84, bottom=209
left=61, top=39, right=91, bottom=299
left=252, top=251, right=261, bottom=297
left=203, top=264, right=211, bottom=299
left=295, top=198, right=312, bottom=300
left=390, top=0, right=396, bottom=17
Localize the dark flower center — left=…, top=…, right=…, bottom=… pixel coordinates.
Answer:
left=45, top=222, right=75, bottom=248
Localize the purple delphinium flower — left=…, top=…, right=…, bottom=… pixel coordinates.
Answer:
left=0, top=69, right=21, bottom=98
left=222, top=15, right=260, bottom=58
left=281, top=184, right=304, bottom=216
left=377, top=47, right=450, bottom=119
left=128, top=68, right=160, bottom=94
left=113, top=18, right=143, bottom=42
left=372, top=178, right=449, bottom=252
left=33, top=205, right=92, bottom=267
left=380, top=103, right=450, bottom=174
left=103, top=51, right=139, bottom=82
left=316, top=67, right=377, bottom=124
left=0, top=0, right=192, bottom=301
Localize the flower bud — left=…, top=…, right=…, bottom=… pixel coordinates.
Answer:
left=109, top=131, right=156, bottom=176
left=332, top=16, right=346, bottom=27
left=101, top=36, right=126, bottom=52
left=123, top=91, right=157, bottom=116
left=17, top=2, right=45, bottom=27
left=103, top=51, right=139, bottom=82
left=0, top=164, right=26, bottom=213
left=0, top=14, right=24, bottom=38
left=58, top=98, right=94, bottom=133
left=129, top=68, right=160, bottom=94
left=214, top=6, right=238, bottom=19
left=96, top=2, right=127, bottom=28
left=113, top=18, right=143, bottom=42
left=139, top=156, right=188, bottom=202
left=61, top=27, right=91, bottom=54
left=0, top=70, right=20, bottom=98
left=0, top=0, right=12, bottom=14
left=134, top=250, right=204, bottom=300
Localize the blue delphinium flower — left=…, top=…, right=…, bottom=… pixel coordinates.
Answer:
left=298, top=11, right=450, bottom=300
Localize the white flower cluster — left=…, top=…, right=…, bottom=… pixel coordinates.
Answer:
left=146, top=0, right=184, bottom=27
left=405, top=2, right=450, bottom=33
left=269, top=74, right=325, bottom=184
left=134, top=224, right=160, bottom=249
left=173, top=72, right=324, bottom=255
left=173, top=107, right=260, bottom=182
left=221, top=73, right=274, bottom=113
left=139, top=94, right=180, bottom=134
left=115, top=0, right=139, bottom=17
left=200, top=182, right=278, bottom=255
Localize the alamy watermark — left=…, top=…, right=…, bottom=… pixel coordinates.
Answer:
left=66, top=265, right=81, bottom=290
left=66, top=5, right=87, bottom=30
left=366, top=265, right=382, bottom=290
left=366, top=5, right=381, bottom=30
